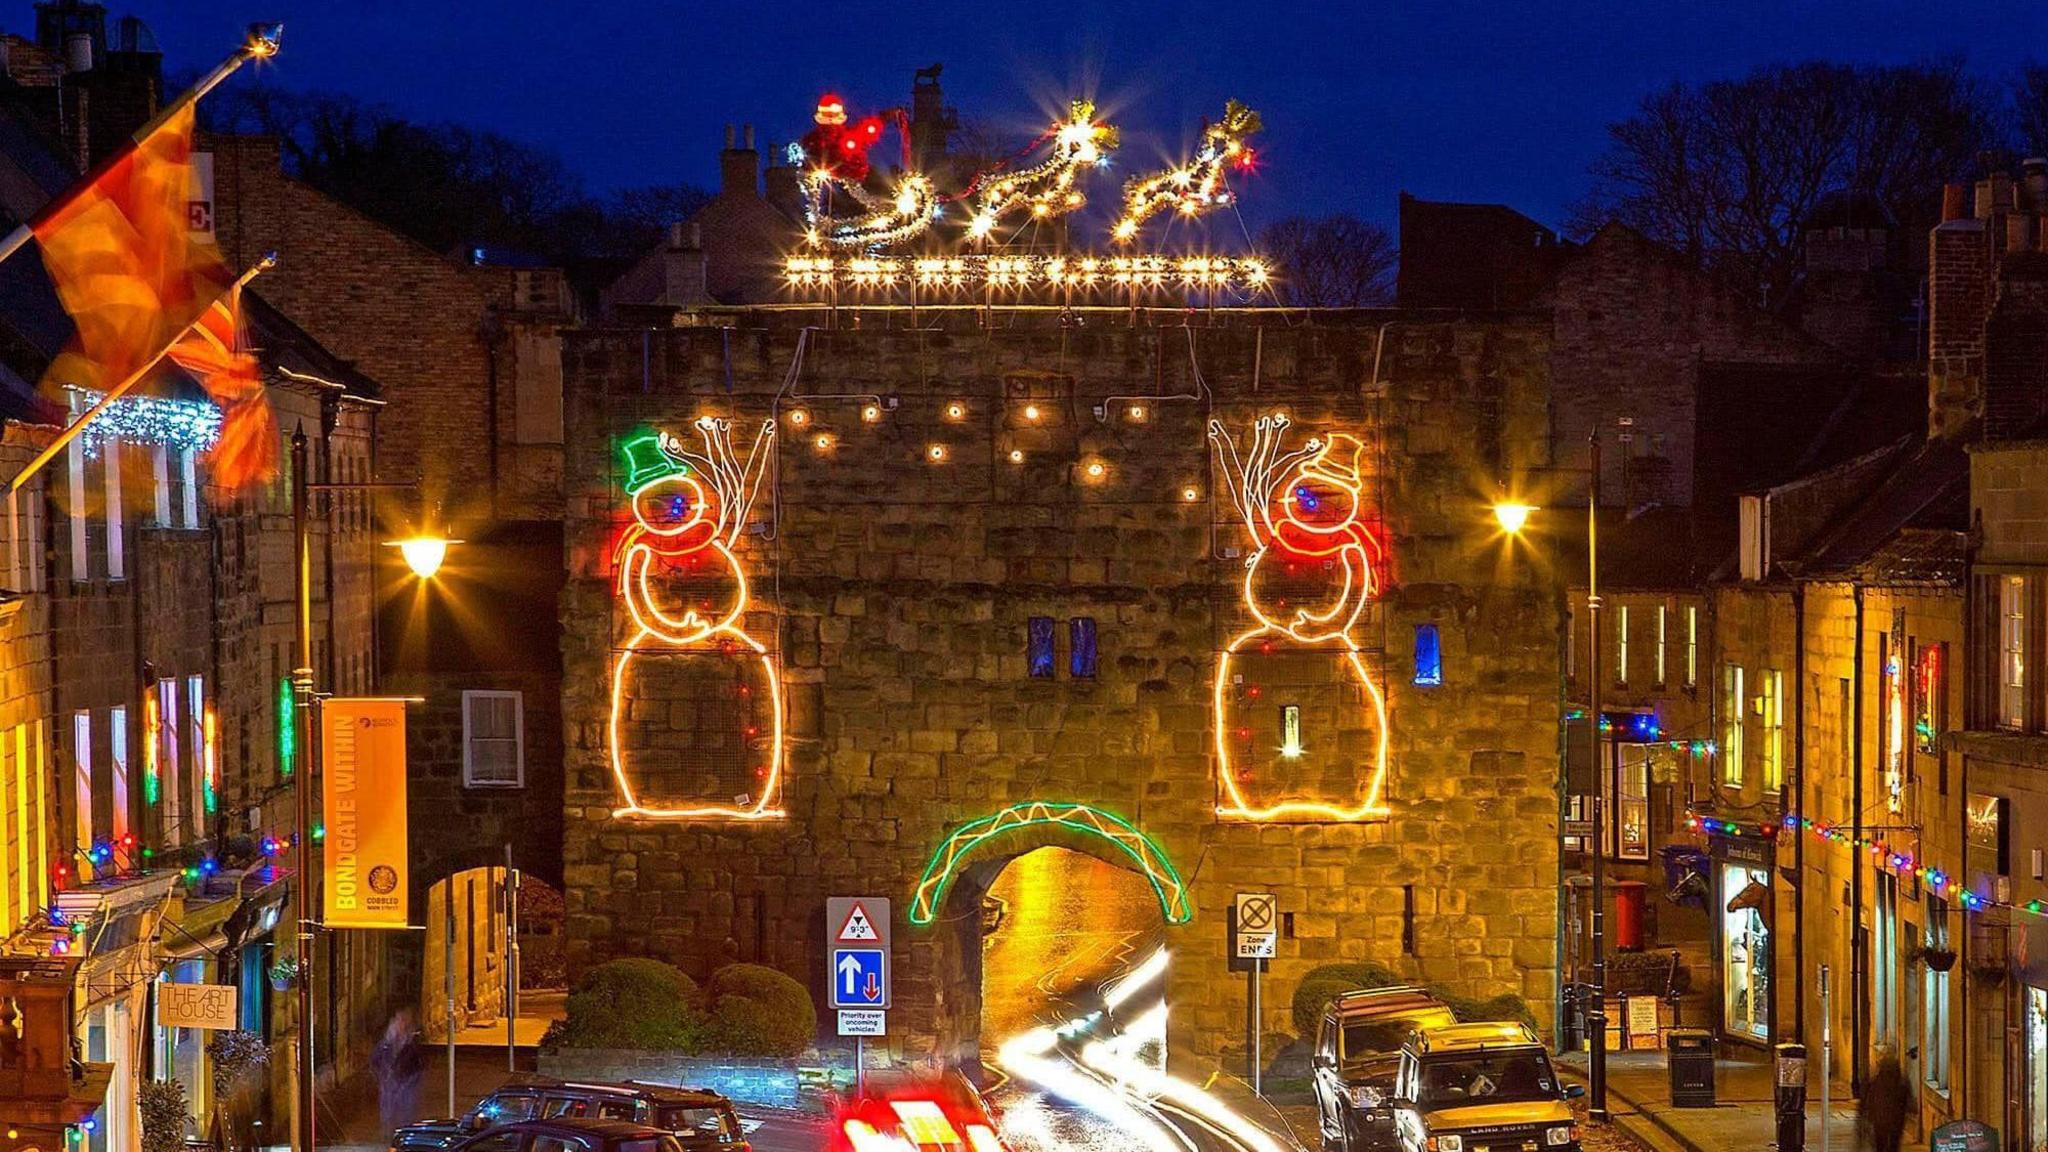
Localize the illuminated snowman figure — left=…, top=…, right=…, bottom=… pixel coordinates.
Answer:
left=1209, top=414, right=1390, bottom=819
left=609, top=418, right=780, bottom=819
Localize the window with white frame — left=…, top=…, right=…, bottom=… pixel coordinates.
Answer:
left=1656, top=605, right=1668, bottom=686
left=108, top=705, right=128, bottom=843
left=158, top=679, right=181, bottom=848
left=186, top=675, right=206, bottom=827
left=1925, top=895, right=1951, bottom=1093
left=1686, top=605, right=1699, bottom=689
left=1617, top=605, right=1630, bottom=686
left=151, top=444, right=171, bottom=526
left=1761, top=669, right=1784, bottom=792
left=104, top=443, right=123, bottom=581
left=66, top=440, right=86, bottom=582
left=178, top=447, right=198, bottom=529
left=462, top=691, right=524, bottom=787
left=1723, top=664, right=1746, bottom=786
left=2003, top=575, right=2028, bottom=730
left=72, top=710, right=91, bottom=861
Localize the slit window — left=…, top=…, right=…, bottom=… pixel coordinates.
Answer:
left=1027, top=617, right=1055, bottom=678
left=1413, top=623, right=1443, bottom=686
left=1069, top=617, right=1098, bottom=678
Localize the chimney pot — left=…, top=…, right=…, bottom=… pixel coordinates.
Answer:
left=1978, top=179, right=1996, bottom=219
left=63, top=32, right=91, bottom=73
left=725, top=124, right=735, bottom=149
left=2010, top=214, right=2033, bottom=254
left=2025, top=159, right=2048, bottom=209
left=689, top=222, right=701, bottom=248
left=744, top=124, right=755, bottom=150
left=1942, top=183, right=1967, bottom=222
left=669, top=222, right=687, bottom=248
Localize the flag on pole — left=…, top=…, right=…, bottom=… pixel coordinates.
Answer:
left=165, top=284, right=278, bottom=490
left=30, top=102, right=276, bottom=491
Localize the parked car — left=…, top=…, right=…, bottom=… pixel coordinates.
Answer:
left=1311, top=986, right=1459, bottom=1151
left=445, top=1118, right=684, bottom=1152
left=829, top=1068, right=1009, bottom=1151
left=391, top=1078, right=747, bottom=1152
left=1389, top=1022, right=1583, bottom=1152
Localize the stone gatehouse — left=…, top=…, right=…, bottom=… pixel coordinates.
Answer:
left=558, top=313, right=1563, bottom=1065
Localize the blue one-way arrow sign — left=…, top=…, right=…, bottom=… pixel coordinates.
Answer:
left=831, top=948, right=887, bottom=1009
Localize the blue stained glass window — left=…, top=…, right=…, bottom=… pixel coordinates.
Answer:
left=1070, top=617, right=1099, bottom=678
left=1414, top=623, right=1443, bottom=687
left=1027, top=617, right=1055, bottom=678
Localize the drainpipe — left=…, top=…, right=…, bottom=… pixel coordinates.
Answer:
left=1851, top=582, right=1867, bottom=1095
left=1792, top=581, right=1806, bottom=1044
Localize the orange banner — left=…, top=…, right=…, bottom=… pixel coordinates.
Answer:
left=321, top=698, right=409, bottom=929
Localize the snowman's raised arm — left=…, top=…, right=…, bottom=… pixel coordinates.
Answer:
left=1209, top=418, right=1270, bottom=543
left=726, top=419, right=777, bottom=546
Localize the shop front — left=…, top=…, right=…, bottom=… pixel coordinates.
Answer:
left=1712, top=833, right=1774, bottom=1044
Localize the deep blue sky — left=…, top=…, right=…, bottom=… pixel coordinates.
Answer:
left=62, top=1, right=2048, bottom=232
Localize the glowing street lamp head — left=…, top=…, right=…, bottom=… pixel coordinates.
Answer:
left=245, top=22, right=284, bottom=57
left=1492, top=502, right=1537, bottom=536
left=389, top=536, right=454, bottom=580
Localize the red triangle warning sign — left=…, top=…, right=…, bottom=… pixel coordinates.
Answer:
left=836, top=902, right=880, bottom=943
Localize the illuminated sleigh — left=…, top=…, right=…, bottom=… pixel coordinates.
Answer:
left=1209, top=416, right=1390, bottom=821
left=608, top=420, right=784, bottom=820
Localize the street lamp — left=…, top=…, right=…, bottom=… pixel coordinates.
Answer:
left=288, top=425, right=454, bottom=1152
left=1493, top=501, right=1537, bottom=536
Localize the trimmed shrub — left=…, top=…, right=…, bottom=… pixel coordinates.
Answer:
left=704, top=963, right=817, bottom=1057
left=1290, top=961, right=1400, bottom=1037
left=555, top=958, right=706, bottom=1050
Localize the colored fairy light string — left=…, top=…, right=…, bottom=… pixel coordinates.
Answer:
left=965, top=101, right=1119, bottom=240
left=1209, top=414, right=1389, bottom=821
left=609, top=419, right=784, bottom=821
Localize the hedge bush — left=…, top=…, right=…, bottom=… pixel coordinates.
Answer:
left=555, top=958, right=706, bottom=1050
left=1290, top=962, right=1534, bottom=1038
left=705, top=963, right=817, bottom=1057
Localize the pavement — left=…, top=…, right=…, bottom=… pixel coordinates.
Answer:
left=1556, top=1048, right=1858, bottom=1152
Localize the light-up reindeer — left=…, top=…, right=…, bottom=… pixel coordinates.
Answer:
left=610, top=418, right=781, bottom=819
left=1209, top=414, right=1390, bottom=819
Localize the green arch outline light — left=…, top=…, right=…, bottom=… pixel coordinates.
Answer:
left=908, top=801, right=1193, bottom=925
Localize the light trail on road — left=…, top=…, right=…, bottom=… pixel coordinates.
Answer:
left=987, top=945, right=1302, bottom=1152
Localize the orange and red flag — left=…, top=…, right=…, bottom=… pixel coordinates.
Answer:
left=164, top=285, right=277, bottom=491
left=32, top=103, right=275, bottom=490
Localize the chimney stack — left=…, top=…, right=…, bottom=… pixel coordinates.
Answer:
left=719, top=126, right=759, bottom=199
left=764, top=157, right=803, bottom=224
left=2025, top=158, right=2048, bottom=211
left=1942, top=183, right=1967, bottom=223
left=62, top=31, right=91, bottom=72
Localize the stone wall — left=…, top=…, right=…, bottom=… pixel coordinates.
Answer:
left=559, top=316, right=1564, bottom=1066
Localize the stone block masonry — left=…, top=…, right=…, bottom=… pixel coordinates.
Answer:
left=559, top=316, right=1563, bottom=1068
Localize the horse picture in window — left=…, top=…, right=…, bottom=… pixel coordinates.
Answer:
left=1209, top=414, right=1390, bottom=820
left=609, top=418, right=782, bottom=819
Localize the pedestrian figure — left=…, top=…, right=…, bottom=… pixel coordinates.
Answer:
left=371, top=1008, right=425, bottom=1136
left=1859, top=1052, right=1909, bottom=1152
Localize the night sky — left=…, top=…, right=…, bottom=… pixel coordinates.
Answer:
left=67, top=1, right=2048, bottom=233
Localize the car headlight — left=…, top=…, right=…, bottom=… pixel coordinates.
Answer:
left=1348, top=1085, right=1384, bottom=1110
left=1426, top=1138, right=1463, bottom=1152
left=1546, top=1125, right=1577, bottom=1146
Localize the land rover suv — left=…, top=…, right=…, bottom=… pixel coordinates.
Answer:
left=1389, top=1022, right=1582, bottom=1152
left=1311, top=987, right=1459, bottom=1151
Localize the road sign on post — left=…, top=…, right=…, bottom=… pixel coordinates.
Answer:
left=1235, top=892, right=1277, bottom=959
left=827, top=897, right=893, bottom=1090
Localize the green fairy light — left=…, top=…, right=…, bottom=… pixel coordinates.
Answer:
left=276, top=678, right=295, bottom=775
left=910, top=800, right=1191, bottom=925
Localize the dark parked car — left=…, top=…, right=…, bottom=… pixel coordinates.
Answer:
left=445, top=1119, right=684, bottom=1152
left=391, top=1078, right=747, bottom=1152
left=1311, top=987, right=1459, bottom=1151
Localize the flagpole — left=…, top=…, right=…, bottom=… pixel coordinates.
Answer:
left=9, top=253, right=274, bottom=493
left=0, top=21, right=282, bottom=268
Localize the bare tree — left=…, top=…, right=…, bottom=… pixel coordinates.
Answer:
left=1257, top=215, right=1396, bottom=307
left=1574, top=60, right=1997, bottom=307
left=2016, top=64, right=2048, bottom=160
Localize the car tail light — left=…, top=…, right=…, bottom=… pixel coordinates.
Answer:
left=836, top=1100, right=1010, bottom=1151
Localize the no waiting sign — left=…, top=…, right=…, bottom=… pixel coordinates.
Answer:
left=1235, top=892, right=1277, bottom=959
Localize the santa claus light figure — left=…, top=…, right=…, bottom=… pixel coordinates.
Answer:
left=801, top=92, right=887, bottom=182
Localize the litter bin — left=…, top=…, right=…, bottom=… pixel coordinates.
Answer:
left=1667, top=1028, right=1715, bottom=1108
left=1774, top=1042, right=1807, bottom=1152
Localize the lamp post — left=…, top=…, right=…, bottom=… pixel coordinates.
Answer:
left=1493, top=427, right=1608, bottom=1122
left=289, top=425, right=454, bottom=1152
